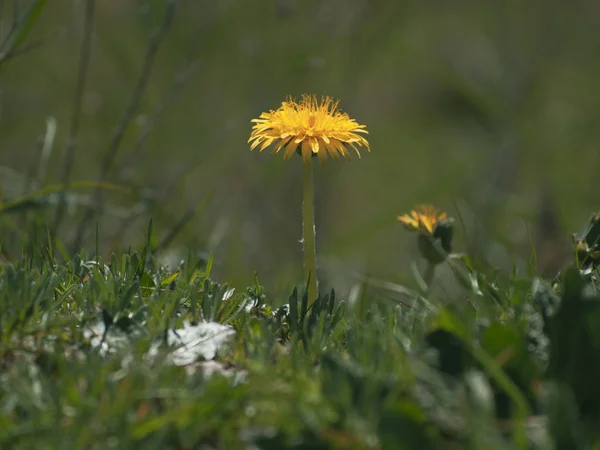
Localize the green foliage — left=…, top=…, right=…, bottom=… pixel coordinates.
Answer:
left=1, top=212, right=600, bottom=449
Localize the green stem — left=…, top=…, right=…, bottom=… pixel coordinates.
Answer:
left=423, top=263, right=436, bottom=289
left=302, top=159, right=318, bottom=306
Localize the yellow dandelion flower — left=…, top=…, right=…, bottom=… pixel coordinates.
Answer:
left=398, top=205, right=454, bottom=265
left=398, top=205, right=448, bottom=234
left=248, top=94, right=370, bottom=163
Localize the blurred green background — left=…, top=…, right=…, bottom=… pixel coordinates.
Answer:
left=1, top=0, right=599, bottom=297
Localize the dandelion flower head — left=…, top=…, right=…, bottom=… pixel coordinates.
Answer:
left=398, top=205, right=448, bottom=234
left=248, top=94, right=370, bottom=163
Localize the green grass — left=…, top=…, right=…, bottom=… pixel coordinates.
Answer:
left=2, top=214, right=600, bottom=449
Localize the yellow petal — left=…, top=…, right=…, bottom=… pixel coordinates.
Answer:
left=398, top=215, right=413, bottom=225
left=317, top=139, right=328, bottom=164
left=398, top=215, right=418, bottom=229
left=324, top=140, right=339, bottom=159
left=348, top=142, right=361, bottom=158
left=361, top=139, right=371, bottom=152
left=309, top=137, right=319, bottom=154
left=249, top=137, right=264, bottom=151
left=259, top=138, right=275, bottom=152
left=272, top=136, right=292, bottom=154
left=283, top=139, right=298, bottom=160
left=333, top=140, right=350, bottom=159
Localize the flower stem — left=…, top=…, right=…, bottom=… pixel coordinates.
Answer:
left=423, top=263, right=436, bottom=290
left=302, top=159, right=318, bottom=306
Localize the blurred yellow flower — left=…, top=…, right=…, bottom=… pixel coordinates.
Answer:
left=398, top=205, right=448, bottom=234
left=248, top=94, right=370, bottom=163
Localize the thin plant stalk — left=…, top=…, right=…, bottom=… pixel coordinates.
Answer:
left=423, top=263, right=436, bottom=289
left=302, top=159, right=318, bottom=306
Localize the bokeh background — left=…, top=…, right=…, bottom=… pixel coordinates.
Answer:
left=2, top=0, right=599, bottom=298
